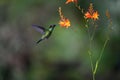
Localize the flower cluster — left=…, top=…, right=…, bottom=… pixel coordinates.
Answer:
left=58, top=7, right=71, bottom=28
left=57, top=1, right=112, bottom=80
left=58, top=1, right=100, bottom=28
left=84, top=3, right=99, bottom=20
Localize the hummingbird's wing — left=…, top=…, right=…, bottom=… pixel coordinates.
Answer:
left=32, top=24, right=46, bottom=34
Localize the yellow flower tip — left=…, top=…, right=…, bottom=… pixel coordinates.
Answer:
left=58, top=7, right=64, bottom=19
left=59, top=18, right=71, bottom=28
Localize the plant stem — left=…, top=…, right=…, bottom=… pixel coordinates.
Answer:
left=88, top=51, right=95, bottom=80
left=87, top=26, right=95, bottom=80
left=91, top=24, right=97, bottom=41
left=86, top=25, right=92, bottom=49
left=93, top=38, right=109, bottom=75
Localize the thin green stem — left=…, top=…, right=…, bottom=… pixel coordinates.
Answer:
left=91, top=24, right=97, bottom=41
left=93, top=38, right=109, bottom=75
left=88, top=51, right=95, bottom=80
left=87, top=26, right=95, bottom=80
left=86, top=25, right=92, bottom=49
left=99, top=38, right=109, bottom=64
left=93, top=12, right=111, bottom=74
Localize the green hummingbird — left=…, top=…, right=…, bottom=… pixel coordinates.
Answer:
left=32, top=24, right=56, bottom=44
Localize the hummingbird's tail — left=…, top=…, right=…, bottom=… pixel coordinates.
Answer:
left=36, top=39, right=43, bottom=44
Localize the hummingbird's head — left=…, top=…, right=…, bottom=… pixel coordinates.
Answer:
left=49, top=24, right=56, bottom=28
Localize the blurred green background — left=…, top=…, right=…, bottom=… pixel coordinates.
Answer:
left=0, top=0, right=120, bottom=80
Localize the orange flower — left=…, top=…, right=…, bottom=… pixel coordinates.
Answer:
left=65, top=0, right=78, bottom=4
left=58, top=7, right=71, bottom=28
left=59, top=18, right=70, bottom=28
left=85, top=12, right=92, bottom=19
left=84, top=3, right=99, bottom=21
left=92, top=11, right=99, bottom=20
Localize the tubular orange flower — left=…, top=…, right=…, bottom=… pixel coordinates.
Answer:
left=58, top=7, right=71, bottom=28
left=65, top=0, right=78, bottom=4
left=84, top=3, right=99, bottom=21
left=92, top=11, right=99, bottom=20
left=85, top=12, right=92, bottom=19
left=59, top=18, right=70, bottom=28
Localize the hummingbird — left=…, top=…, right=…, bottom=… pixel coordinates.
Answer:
left=32, top=24, right=56, bottom=44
